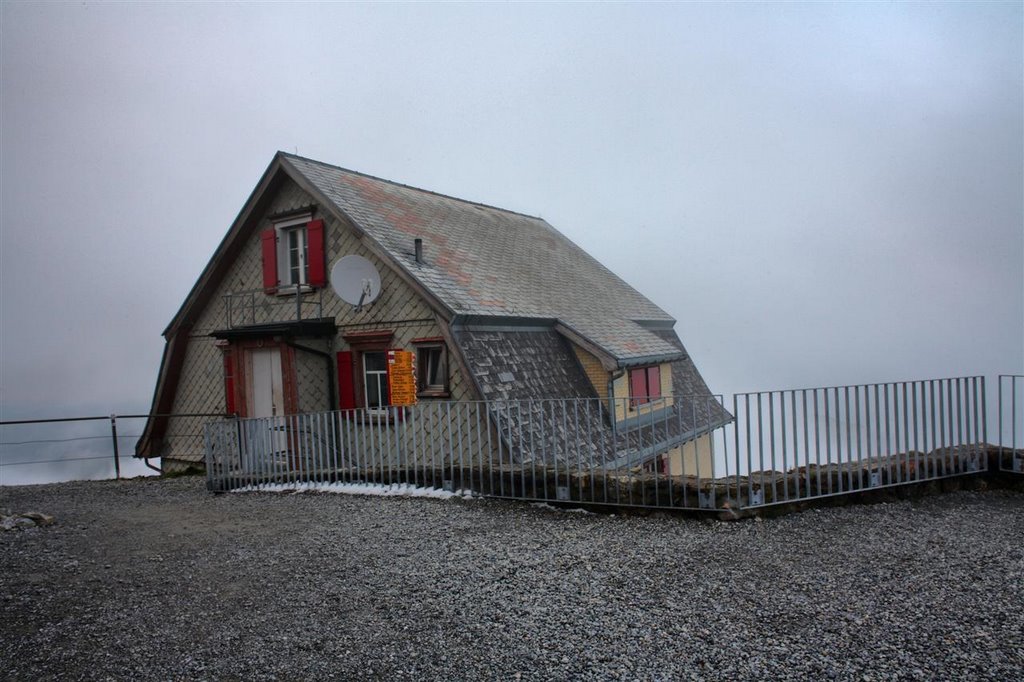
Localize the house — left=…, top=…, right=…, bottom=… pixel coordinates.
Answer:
left=136, top=152, right=730, bottom=476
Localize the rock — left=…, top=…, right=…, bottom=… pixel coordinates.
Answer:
left=20, top=512, right=55, bottom=526
left=0, top=511, right=56, bottom=530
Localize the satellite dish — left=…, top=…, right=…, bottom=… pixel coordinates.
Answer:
left=330, top=255, right=382, bottom=311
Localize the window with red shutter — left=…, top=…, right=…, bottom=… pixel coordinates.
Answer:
left=269, top=213, right=317, bottom=291
left=630, top=368, right=647, bottom=407
left=260, top=229, right=278, bottom=293
left=629, top=365, right=663, bottom=407
left=647, top=366, right=661, bottom=400
left=336, top=351, right=357, bottom=410
left=306, top=219, right=326, bottom=287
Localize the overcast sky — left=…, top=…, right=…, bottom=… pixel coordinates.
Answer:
left=1, top=2, right=1021, bottom=435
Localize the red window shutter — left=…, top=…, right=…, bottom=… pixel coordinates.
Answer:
left=630, top=368, right=646, bottom=406
left=260, top=229, right=278, bottom=293
left=223, top=351, right=236, bottom=415
left=336, top=351, right=357, bottom=410
left=647, top=366, right=661, bottom=400
left=306, top=219, right=326, bottom=287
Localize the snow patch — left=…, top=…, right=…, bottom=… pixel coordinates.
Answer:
left=230, top=481, right=476, bottom=500
left=529, top=502, right=593, bottom=515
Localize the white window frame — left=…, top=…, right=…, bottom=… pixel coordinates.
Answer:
left=415, top=343, right=448, bottom=396
left=362, top=351, right=390, bottom=415
left=274, top=214, right=311, bottom=291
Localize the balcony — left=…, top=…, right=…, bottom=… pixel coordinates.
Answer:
left=221, top=287, right=326, bottom=330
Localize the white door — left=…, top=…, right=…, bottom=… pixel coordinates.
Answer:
left=245, top=348, right=287, bottom=465
left=247, top=348, right=284, bottom=418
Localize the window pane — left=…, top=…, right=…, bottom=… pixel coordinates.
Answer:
left=426, top=348, right=440, bottom=385
left=417, top=346, right=445, bottom=391
left=364, top=352, right=387, bottom=372
left=282, top=227, right=307, bottom=285
left=363, top=351, right=390, bottom=409
left=366, top=374, right=380, bottom=407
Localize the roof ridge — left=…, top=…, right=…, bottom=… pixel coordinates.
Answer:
left=277, top=151, right=547, bottom=223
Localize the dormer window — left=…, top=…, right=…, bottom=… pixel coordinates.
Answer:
left=629, top=365, right=662, bottom=407
left=260, top=215, right=326, bottom=293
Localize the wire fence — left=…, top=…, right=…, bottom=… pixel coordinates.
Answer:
left=0, top=414, right=224, bottom=486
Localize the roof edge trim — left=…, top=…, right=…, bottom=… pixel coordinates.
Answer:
left=553, top=322, right=619, bottom=371
left=278, top=151, right=547, bottom=222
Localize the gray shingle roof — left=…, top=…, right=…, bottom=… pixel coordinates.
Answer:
left=282, top=153, right=679, bottom=363
left=456, top=329, right=732, bottom=469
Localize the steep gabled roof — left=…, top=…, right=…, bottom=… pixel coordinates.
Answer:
left=139, top=152, right=699, bottom=458
left=280, top=153, right=680, bottom=364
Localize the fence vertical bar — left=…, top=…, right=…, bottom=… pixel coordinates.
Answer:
left=485, top=402, right=495, bottom=496
left=109, top=415, right=121, bottom=481
left=874, top=384, right=882, bottom=484
left=586, top=399, right=596, bottom=505
left=574, top=400, right=584, bottom=504
left=677, top=400, right=690, bottom=508
left=517, top=402, right=526, bottom=499
left=733, top=393, right=742, bottom=507
left=789, top=390, right=798, bottom=499
left=745, top=393, right=753, bottom=505
left=802, top=390, right=811, bottom=498
left=768, top=392, right=779, bottom=502
left=457, top=402, right=466, bottom=493
left=852, top=385, right=861, bottom=491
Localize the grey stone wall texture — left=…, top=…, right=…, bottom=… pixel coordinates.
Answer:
left=161, top=177, right=471, bottom=470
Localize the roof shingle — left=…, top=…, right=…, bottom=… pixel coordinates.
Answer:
left=283, top=153, right=679, bottom=363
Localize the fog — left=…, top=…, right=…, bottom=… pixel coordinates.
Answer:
left=1, top=3, right=1020, bottom=484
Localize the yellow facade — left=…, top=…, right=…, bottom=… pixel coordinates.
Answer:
left=610, top=363, right=674, bottom=423
left=662, top=434, right=714, bottom=477
left=570, top=343, right=610, bottom=398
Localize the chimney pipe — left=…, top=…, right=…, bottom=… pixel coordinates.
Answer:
left=414, top=238, right=423, bottom=264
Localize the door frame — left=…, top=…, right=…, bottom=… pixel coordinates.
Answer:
left=223, top=338, right=299, bottom=418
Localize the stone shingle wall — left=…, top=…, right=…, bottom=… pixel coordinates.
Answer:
left=161, top=176, right=473, bottom=470
left=160, top=336, right=223, bottom=467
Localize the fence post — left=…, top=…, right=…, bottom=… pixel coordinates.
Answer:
left=109, top=414, right=121, bottom=480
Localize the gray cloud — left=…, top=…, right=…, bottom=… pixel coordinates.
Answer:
left=1, top=3, right=1020, bottom=455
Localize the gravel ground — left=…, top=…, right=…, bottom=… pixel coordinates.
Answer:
left=1, top=477, right=1022, bottom=681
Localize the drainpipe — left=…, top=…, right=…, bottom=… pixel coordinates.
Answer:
left=143, top=458, right=162, bottom=474
left=607, top=368, right=625, bottom=435
left=286, top=341, right=336, bottom=410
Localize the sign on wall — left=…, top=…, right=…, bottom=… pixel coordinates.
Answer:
left=387, top=350, right=417, bottom=406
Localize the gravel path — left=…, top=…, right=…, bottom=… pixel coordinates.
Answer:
left=1, top=477, right=1022, bottom=681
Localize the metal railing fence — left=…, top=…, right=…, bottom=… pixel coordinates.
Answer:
left=205, top=374, right=1006, bottom=511
left=204, top=395, right=730, bottom=510
left=0, top=413, right=225, bottom=485
left=223, top=286, right=324, bottom=329
left=730, top=376, right=987, bottom=508
left=999, top=375, right=1024, bottom=473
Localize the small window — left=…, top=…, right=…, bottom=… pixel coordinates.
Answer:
left=363, top=351, right=390, bottom=412
left=629, top=365, right=662, bottom=407
left=275, top=214, right=311, bottom=288
left=416, top=343, right=448, bottom=396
